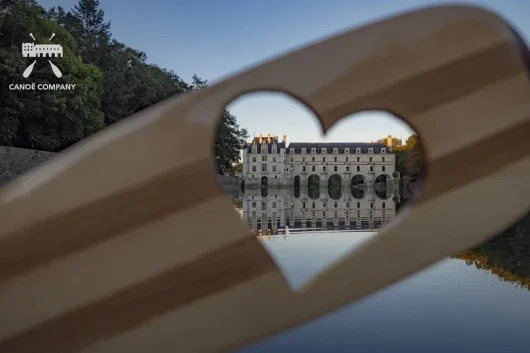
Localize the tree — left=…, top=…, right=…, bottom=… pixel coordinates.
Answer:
left=47, top=1, right=189, bottom=126
left=189, top=75, right=249, bottom=174
left=0, top=0, right=104, bottom=151
left=214, top=110, right=249, bottom=174
left=0, top=0, right=17, bottom=27
left=224, top=162, right=243, bottom=176
left=405, top=134, right=420, bottom=149
left=68, top=0, right=111, bottom=66
left=376, top=134, right=425, bottom=176
left=1, top=0, right=246, bottom=168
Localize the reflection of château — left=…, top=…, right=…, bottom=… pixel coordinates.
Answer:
left=241, top=186, right=397, bottom=233
left=242, top=134, right=396, bottom=188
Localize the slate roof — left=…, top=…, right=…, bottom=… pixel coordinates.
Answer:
left=247, top=137, right=286, bottom=153
left=286, top=142, right=392, bottom=154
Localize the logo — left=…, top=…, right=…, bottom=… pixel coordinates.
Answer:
left=9, top=33, right=75, bottom=91
left=22, top=33, right=63, bottom=78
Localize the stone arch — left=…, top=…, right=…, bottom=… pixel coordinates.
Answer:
left=351, top=174, right=366, bottom=199
left=293, top=175, right=300, bottom=188
left=375, top=174, right=392, bottom=184
left=261, top=176, right=268, bottom=187
left=374, top=174, right=392, bottom=200
left=308, top=174, right=320, bottom=199
left=351, top=174, right=366, bottom=187
left=328, top=174, right=342, bottom=200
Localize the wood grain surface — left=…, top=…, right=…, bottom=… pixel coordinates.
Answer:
left=0, top=5, right=529, bottom=353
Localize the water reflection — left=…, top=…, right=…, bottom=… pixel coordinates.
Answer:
left=241, top=184, right=397, bottom=234
left=237, top=232, right=530, bottom=353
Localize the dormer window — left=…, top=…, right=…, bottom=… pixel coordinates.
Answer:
left=381, top=148, right=386, bottom=153
left=252, top=146, right=257, bottom=153
left=368, top=148, right=373, bottom=154
left=290, top=148, right=295, bottom=153
left=345, top=148, right=350, bottom=153
left=301, top=148, right=307, bottom=154
left=272, top=146, right=277, bottom=153
left=333, top=148, right=338, bottom=153
left=311, top=148, right=316, bottom=154
left=322, top=148, right=327, bottom=153
left=355, top=148, right=361, bottom=153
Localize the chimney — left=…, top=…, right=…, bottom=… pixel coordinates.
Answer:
left=386, top=135, right=393, bottom=152
left=267, top=133, right=271, bottom=143
left=282, top=135, right=287, bottom=144
left=258, top=133, right=263, bottom=144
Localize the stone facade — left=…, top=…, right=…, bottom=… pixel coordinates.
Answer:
left=241, top=187, right=396, bottom=233
left=242, top=134, right=396, bottom=188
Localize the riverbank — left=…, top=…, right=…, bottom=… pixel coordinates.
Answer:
left=0, top=146, right=242, bottom=197
left=454, top=213, right=530, bottom=290
left=399, top=179, right=530, bottom=288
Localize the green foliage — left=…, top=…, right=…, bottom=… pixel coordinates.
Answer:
left=0, top=0, right=247, bottom=168
left=190, top=76, right=249, bottom=174
left=377, top=133, right=424, bottom=177
left=0, top=0, right=104, bottom=151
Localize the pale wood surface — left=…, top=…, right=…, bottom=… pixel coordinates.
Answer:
left=1, top=5, right=530, bottom=353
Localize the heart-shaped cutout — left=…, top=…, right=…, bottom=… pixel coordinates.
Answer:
left=218, top=91, right=425, bottom=290
left=0, top=5, right=528, bottom=353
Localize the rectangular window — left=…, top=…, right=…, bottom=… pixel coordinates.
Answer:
left=357, top=157, right=360, bottom=162
left=334, top=166, right=337, bottom=172
left=262, top=156, right=267, bottom=161
left=357, top=166, right=360, bottom=172
left=323, top=166, right=327, bottom=172
left=273, top=157, right=276, bottom=162
left=252, top=202, right=256, bottom=208
left=272, top=202, right=277, bottom=208
left=252, top=157, right=256, bottom=162
left=346, top=166, right=349, bottom=172
left=382, top=166, right=385, bottom=172
left=323, top=157, right=326, bottom=162
left=262, top=202, right=267, bottom=210
left=262, top=164, right=267, bottom=172
left=312, top=166, right=315, bottom=172
left=345, top=157, right=348, bottom=162
left=252, top=166, right=257, bottom=172
left=273, top=166, right=277, bottom=172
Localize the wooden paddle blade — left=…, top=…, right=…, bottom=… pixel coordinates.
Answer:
left=1, top=4, right=529, bottom=353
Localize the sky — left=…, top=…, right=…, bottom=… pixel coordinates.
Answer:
left=38, top=0, right=530, bottom=144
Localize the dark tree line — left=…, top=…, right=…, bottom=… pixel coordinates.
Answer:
left=0, top=0, right=248, bottom=174
left=376, top=134, right=425, bottom=178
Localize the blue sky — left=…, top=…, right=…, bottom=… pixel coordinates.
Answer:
left=39, top=0, right=530, bottom=144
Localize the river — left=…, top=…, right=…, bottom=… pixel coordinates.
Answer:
left=234, top=185, right=530, bottom=353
